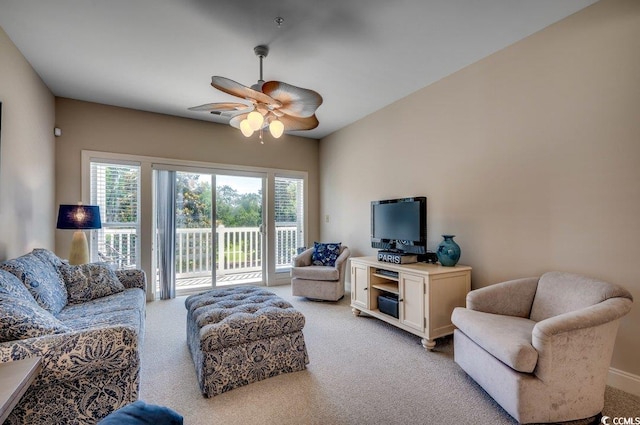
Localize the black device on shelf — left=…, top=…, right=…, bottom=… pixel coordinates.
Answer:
left=371, top=197, right=427, bottom=257
left=375, top=268, right=399, bottom=279
left=378, top=293, right=399, bottom=318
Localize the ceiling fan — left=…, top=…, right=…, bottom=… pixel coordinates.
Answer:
left=189, top=45, right=323, bottom=143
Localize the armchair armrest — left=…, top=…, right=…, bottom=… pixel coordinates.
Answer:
left=533, top=297, right=633, bottom=341
left=466, top=277, right=539, bottom=318
left=292, top=248, right=314, bottom=267
left=334, top=247, right=351, bottom=271
left=0, top=325, right=140, bottom=388
left=532, top=297, right=632, bottom=383
left=115, top=269, right=147, bottom=290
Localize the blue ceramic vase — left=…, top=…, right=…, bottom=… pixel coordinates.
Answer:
left=436, top=235, right=461, bottom=267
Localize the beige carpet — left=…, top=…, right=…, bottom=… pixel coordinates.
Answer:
left=139, top=285, right=640, bottom=425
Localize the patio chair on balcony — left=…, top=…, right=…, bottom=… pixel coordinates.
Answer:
left=98, top=244, right=134, bottom=269
left=291, top=243, right=350, bottom=301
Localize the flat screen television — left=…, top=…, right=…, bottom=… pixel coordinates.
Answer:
left=371, top=197, right=427, bottom=255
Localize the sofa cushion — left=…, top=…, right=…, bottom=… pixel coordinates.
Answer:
left=32, top=248, right=66, bottom=268
left=452, top=307, right=538, bottom=373
left=60, top=263, right=125, bottom=304
left=291, top=265, right=340, bottom=281
left=0, top=252, right=68, bottom=314
left=57, top=288, right=146, bottom=320
left=311, top=242, right=341, bottom=266
left=0, top=269, right=39, bottom=307
left=0, top=293, right=71, bottom=342
left=61, top=308, right=143, bottom=334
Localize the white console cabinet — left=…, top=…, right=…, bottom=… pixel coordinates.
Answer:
left=350, top=256, right=471, bottom=351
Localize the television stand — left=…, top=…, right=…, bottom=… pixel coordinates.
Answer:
left=350, top=256, right=471, bottom=351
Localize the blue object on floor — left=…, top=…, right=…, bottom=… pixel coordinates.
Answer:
left=98, top=400, right=183, bottom=425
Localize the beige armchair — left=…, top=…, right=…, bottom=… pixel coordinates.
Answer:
left=290, top=245, right=350, bottom=301
left=451, top=271, right=633, bottom=424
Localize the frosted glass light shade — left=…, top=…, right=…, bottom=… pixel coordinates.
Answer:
left=240, top=119, right=254, bottom=137
left=247, top=111, right=264, bottom=131
left=269, top=120, right=284, bottom=138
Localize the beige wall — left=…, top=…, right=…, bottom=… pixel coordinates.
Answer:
left=320, top=0, right=640, bottom=378
left=0, top=27, right=56, bottom=260
left=54, top=98, right=320, bottom=278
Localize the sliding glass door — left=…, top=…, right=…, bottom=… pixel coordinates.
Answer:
left=214, top=174, right=264, bottom=286
left=155, top=168, right=265, bottom=296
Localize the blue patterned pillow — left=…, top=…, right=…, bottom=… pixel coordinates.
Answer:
left=0, top=292, right=71, bottom=342
left=0, top=269, right=39, bottom=307
left=98, top=400, right=183, bottom=425
left=32, top=248, right=66, bottom=268
left=311, top=242, right=342, bottom=267
left=0, top=252, right=68, bottom=314
left=60, top=263, right=125, bottom=304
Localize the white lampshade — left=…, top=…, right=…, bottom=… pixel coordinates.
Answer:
left=240, top=119, right=254, bottom=137
left=247, top=111, right=264, bottom=131
left=269, top=119, right=284, bottom=138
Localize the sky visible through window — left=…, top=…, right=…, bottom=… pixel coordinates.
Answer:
left=206, top=174, right=261, bottom=195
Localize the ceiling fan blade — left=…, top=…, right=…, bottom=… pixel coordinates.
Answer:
left=262, top=81, right=323, bottom=118
left=211, top=76, right=279, bottom=107
left=278, top=114, right=320, bottom=131
left=188, top=102, right=253, bottom=116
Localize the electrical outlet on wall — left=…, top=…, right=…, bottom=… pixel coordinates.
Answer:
left=325, top=214, right=330, bottom=223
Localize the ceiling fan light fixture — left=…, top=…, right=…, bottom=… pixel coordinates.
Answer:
left=269, top=119, right=284, bottom=138
left=189, top=44, right=322, bottom=143
left=240, top=119, right=254, bottom=137
left=247, top=111, right=264, bottom=131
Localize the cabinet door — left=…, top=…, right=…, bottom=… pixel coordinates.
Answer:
left=351, top=263, right=369, bottom=309
left=399, top=273, right=424, bottom=331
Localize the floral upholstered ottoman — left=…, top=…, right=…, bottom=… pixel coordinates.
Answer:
left=184, top=286, right=309, bottom=397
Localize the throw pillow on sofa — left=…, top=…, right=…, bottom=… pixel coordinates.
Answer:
left=32, top=248, right=66, bottom=268
left=311, top=242, right=342, bottom=267
left=0, top=292, right=71, bottom=342
left=60, top=263, right=125, bottom=304
left=0, top=269, right=40, bottom=307
left=0, top=252, right=69, bottom=314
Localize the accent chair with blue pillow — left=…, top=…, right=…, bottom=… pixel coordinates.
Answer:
left=291, top=243, right=350, bottom=301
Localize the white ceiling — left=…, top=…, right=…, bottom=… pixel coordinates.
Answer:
left=0, top=0, right=598, bottom=139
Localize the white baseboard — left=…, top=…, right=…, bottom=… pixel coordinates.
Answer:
left=608, top=367, right=640, bottom=397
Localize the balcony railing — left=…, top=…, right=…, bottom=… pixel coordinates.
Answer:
left=99, top=225, right=299, bottom=279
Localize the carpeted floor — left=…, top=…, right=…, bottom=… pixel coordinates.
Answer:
left=139, top=284, right=640, bottom=425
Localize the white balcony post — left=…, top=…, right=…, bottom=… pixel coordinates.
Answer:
left=217, top=225, right=226, bottom=274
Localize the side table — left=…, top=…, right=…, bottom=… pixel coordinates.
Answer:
left=0, top=357, right=42, bottom=423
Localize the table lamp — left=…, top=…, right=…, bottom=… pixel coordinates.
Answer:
left=56, top=204, right=102, bottom=265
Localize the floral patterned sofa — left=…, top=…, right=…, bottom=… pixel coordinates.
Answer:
left=0, top=248, right=146, bottom=425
